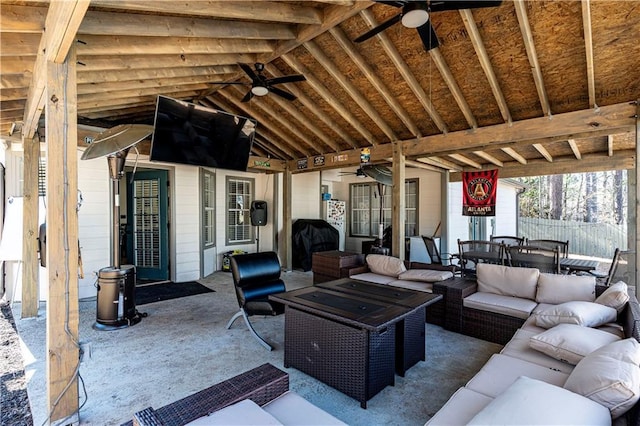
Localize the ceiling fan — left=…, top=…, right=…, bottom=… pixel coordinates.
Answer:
left=339, top=165, right=393, bottom=186
left=354, top=1, right=503, bottom=51
left=210, top=63, right=306, bottom=102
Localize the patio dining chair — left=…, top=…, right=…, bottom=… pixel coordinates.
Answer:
left=457, top=239, right=506, bottom=277
left=587, top=248, right=621, bottom=286
left=422, top=236, right=461, bottom=275
left=526, top=239, right=569, bottom=258
left=507, top=245, right=561, bottom=274
left=227, top=251, right=286, bottom=351
left=490, top=235, right=524, bottom=247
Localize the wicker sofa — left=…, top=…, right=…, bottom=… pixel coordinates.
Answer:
left=427, top=265, right=640, bottom=425
left=127, top=363, right=345, bottom=426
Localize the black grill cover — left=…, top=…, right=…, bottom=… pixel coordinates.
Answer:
left=292, top=219, right=339, bottom=271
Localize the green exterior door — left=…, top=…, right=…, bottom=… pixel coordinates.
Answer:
left=126, top=170, right=169, bottom=282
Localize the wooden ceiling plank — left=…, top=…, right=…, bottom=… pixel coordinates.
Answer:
left=74, top=54, right=257, bottom=72
left=77, top=83, right=210, bottom=102
left=459, top=9, right=512, bottom=124
left=2, top=74, right=32, bottom=90
left=396, top=158, right=443, bottom=173
left=281, top=53, right=374, bottom=143
left=77, top=66, right=238, bottom=85
left=329, top=25, right=421, bottom=138
left=77, top=76, right=228, bottom=95
left=532, top=143, right=553, bottom=162
left=23, top=0, right=90, bottom=139
left=265, top=90, right=342, bottom=153
left=264, top=63, right=359, bottom=149
left=360, top=9, right=449, bottom=133
left=0, top=57, right=37, bottom=74
left=582, top=0, right=596, bottom=109
left=472, top=151, right=503, bottom=167
left=74, top=35, right=274, bottom=56
left=448, top=153, right=482, bottom=169
left=514, top=0, right=551, bottom=117
left=501, top=147, right=527, bottom=164
left=89, top=1, right=323, bottom=25
left=420, top=156, right=462, bottom=171
left=0, top=4, right=47, bottom=33
left=428, top=47, right=475, bottom=129
left=401, top=102, right=635, bottom=158
left=608, top=134, right=614, bottom=157
left=303, top=40, right=397, bottom=142
left=567, top=139, right=582, bottom=159
left=217, top=89, right=310, bottom=158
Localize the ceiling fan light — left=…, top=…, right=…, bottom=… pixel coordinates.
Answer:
left=402, top=8, right=429, bottom=28
left=251, top=85, right=269, bottom=96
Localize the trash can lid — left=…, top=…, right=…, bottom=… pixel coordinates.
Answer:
left=98, top=266, right=128, bottom=279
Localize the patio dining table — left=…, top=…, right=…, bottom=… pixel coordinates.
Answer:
left=560, top=258, right=599, bottom=273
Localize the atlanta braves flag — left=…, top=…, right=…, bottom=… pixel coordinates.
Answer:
left=462, top=169, right=498, bottom=216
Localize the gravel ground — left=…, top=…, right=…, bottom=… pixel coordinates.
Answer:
left=1, top=298, right=33, bottom=426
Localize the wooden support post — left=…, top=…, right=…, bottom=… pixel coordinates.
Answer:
left=634, top=100, right=639, bottom=293
left=441, top=171, right=450, bottom=262
left=392, top=143, right=406, bottom=259
left=283, top=168, right=292, bottom=271
left=22, top=134, right=40, bottom=318
left=45, top=46, right=80, bottom=425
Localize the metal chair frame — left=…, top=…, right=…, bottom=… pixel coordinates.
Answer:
left=507, top=244, right=561, bottom=274
left=526, top=239, right=570, bottom=258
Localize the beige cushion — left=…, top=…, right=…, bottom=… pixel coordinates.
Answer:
left=186, top=399, right=282, bottom=426
left=595, top=281, right=629, bottom=313
left=467, top=376, right=611, bottom=425
left=476, top=263, right=539, bottom=300
left=500, top=329, right=575, bottom=374
left=398, top=269, right=453, bottom=282
left=262, top=391, right=347, bottom=425
left=386, top=279, right=433, bottom=293
left=535, top=273, right=596, bottom=304
left=349, top=272, right=395, bottom=285
left=365, top=254, right=406, bottom=277
left=463, top=292, right=537, bottom=320
left=425, top=387, right=493, bottom=426
left=564, top=338, right=640, bottom=419
left=530, top=323, right=620, bottom=365
left=535, top=301, right=617, bottom=329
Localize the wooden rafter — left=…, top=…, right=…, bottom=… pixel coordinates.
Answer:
left=329, top=25, right=421, bottom=137
left=359, top=9, right=449, bottom=133
left=473, top=151, right=503, bottom=167
left=568, top=139, right=582, bottom=159
left=459, top=9, right=512, bottom=124
left=582, top=0, right=596, bottom=108
left=303, top=40, right=397, bottom=142
left=75, top=54, right=257, bottom=72
left=501, top=147, right=527, bottom=164
left=514, top=0, right=551, bottom=116
left=448, top=153, right=482, bottom=169
left=608, top=134, right=614, bottom=156
left=420, top=156, right=463, bottom=171
left=533, top=143, right=553, bottom=162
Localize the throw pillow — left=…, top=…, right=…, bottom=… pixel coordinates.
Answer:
left=564, top=338, right=640, bottom=419
left=535, top=301, right=617, bottom=329
left=467, top=376, right=611, bottom=425
left=535, top=273, right=596, bottom=304
left=476, top=263, right=539, bottom=300
left=529, top=323, right=620, bottom=365
left=366, top=254, right=407, bottom=277
left=595, top=281, right=629, bottom=313
left=398, top=269, right=453, bottom=282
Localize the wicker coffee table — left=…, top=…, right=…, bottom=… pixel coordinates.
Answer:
left=270, top=286, right=412, bottom=408
left=316, top=278, right=442, bottom=376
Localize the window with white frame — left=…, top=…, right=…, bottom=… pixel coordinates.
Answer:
left=349, top=179, right=418, bottom=237
left=226, top=176, right=253, bottom=244
left=201, top=170, right=215, bottom=248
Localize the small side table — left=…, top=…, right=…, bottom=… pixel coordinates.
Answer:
left=312, top=250, right=365, bottom=284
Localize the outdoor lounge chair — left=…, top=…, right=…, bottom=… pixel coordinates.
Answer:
left=227, top=251, right=286, bottom=351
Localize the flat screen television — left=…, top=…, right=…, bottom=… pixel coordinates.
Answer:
left=150, top=95, right=256, bottom=171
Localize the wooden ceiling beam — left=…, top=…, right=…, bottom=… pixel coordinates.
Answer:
left=514, top=0, right=551, bottom=117
left=329, top=25, right=421, bottom=138
left=608, top=134, right=614, bottom=156
left=76, top=66, right=237, bottom=85
left=22, top=0, right=91, bottom=139
left=72, top=35, right=274, bottom=56
left=264, top=63, right=359, bottom=149
left=420, top=156, right=463, bottom=171
left=303, top=40, right=397, bottom=142
left=568, top=139, right=582, bottom=159
left=360, top=9, right=449, bottom=133
left=89, top=1, right=323, bottom=25
left=473, top=151, right=503, bottom=167
left=501, top=147, right=528, bottom=164
left=77, top=89, right=198, bottom=110
left=281, top=53, right=374, bottom=143
left=74, top=54, right=257, bottom=72
left=77, top=83, right=210, bottom=103
left=533, top=143, right=553, bottom=162
left=448, top=153, right=482, bottom=169
left=582, top=0, right=596, bottom=108
left=459, top=9, right=512, bottom=124
left=429, top=47, right=474, bottom=129
left=402, top=158, right=443, bottom=173
left=76, top=76, right=230, bottom=95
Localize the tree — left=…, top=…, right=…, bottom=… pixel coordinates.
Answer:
left=585, top=172, right=598, bottom=223
left=614, top=170, right=624, bottom=225
left=550, top=174, right=563, bottom=219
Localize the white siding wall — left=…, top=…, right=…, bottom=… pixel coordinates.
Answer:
left=172, top=166, right=200, bottom=282
left=292, top=171, right=321, bottom=220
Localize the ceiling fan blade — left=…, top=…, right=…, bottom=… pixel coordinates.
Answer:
left=267, top=75, right=306, bottom=86
left=241, top=90, right=254, bottom=103
left=354, top=13, right=402, bottom=43
left=210, top=81, right=249, bottom=85
left=375, top=1, right=405, bottom=7
left=238, top=63, right=258, bottom=81
left=428, top=1, right=503, bottom=12
left=269, top=86, right=297, bottom=101
left=417, top=21, right=439, bottom=51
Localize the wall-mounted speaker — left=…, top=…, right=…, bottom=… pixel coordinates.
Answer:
left=250, top=200, right=268, bottom=226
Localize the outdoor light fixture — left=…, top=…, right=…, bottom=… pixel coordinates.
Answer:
left=251, top=85, right=269, bottom=96
left=401, top=4, right=429, bottom=28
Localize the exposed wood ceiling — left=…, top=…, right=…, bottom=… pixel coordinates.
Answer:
left=1, top=0, right=639, bottom=179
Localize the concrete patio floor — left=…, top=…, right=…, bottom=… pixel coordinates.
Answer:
left=13, top=270, right=502, bottom=425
